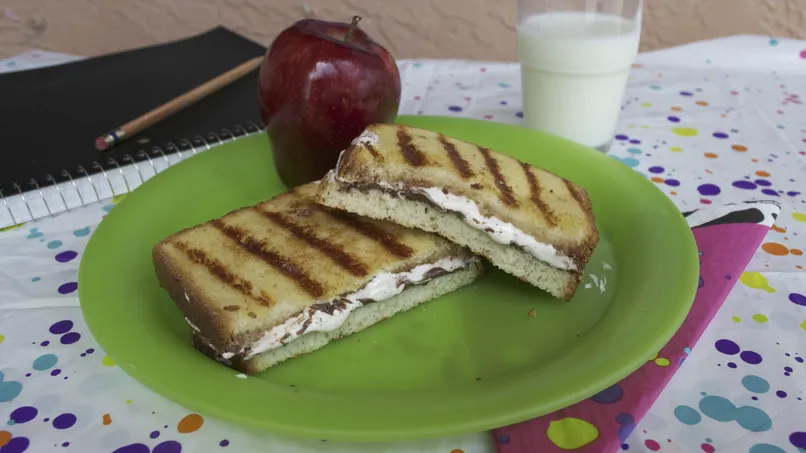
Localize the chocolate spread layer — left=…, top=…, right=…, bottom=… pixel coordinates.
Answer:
left=197, top=264, right=455, bottom=362
left=337, top=180, right=584, bottom=268
left=288, top=265, right=451, bottom=340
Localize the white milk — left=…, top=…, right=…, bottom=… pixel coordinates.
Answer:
left=516, top=11, right=641, bottom=150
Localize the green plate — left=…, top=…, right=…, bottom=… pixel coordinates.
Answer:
left=79, top=116, right=698, bottom=442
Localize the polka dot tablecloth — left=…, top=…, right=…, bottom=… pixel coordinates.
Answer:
left=1, top=35, right=806, bottom=453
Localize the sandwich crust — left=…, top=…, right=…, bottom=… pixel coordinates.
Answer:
left=329, top=124, right=599, bottom=270
left=152, top=182, right=472, bottom=359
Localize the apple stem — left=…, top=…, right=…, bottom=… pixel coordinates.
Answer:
left=344, top=15, right=362, bottom=42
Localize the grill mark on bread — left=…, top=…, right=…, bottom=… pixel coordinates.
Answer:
left=397, top=128, right=426, bottom=167
left=478, top=146, right=518, bottom=206
left=439, top=135, right=474, bottom=178
left=223, top=305, right=240, bottom=311
left=364, top=144, right=384, bottom=162
left=325, top=209, right=414, bottom=258
left=336, top=145, right=358, bottom=177
left=210, top=219, right=325, bottom=298
left=564, top=179, right=587, bottom=211
left=522, top=162, right=557, bottom=227
left=173, top=241, right=273, bottom=307
left=259, top=210, right=370, bottom=277
left=564, top=179, right=596, bottom=229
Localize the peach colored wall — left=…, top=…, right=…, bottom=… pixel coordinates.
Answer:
left=0, top=0, right=804, bottom=60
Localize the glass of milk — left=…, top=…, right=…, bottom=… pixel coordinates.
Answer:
left=517, top=0, right=642, bottom=152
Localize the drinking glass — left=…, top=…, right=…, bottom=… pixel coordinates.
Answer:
left=517, top=0, right=643, bottom=152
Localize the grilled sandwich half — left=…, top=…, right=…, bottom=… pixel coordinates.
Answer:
left=153, top=182, right=483, bottom=374
left=317, top=124, right=599, bottom=301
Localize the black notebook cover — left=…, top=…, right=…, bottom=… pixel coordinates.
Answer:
left=0, top=26, right=267, bottom=195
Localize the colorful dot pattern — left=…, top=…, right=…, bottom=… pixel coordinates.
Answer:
left=2, top=37, right=806, bottom=453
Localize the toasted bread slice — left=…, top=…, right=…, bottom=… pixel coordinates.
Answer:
left=317, top=124, right=599, bottom=300
left=153, top=182, right=482, bottom=374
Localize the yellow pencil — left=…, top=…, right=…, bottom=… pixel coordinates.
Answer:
left=95, top=56, right=262, bottom=151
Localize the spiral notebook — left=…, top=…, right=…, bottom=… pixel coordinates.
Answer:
left=0, top=27, right=268, bottom=229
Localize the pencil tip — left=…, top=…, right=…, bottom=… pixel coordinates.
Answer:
left=95, top=136, right=109, bottom=151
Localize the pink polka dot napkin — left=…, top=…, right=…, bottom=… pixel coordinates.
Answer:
left=492, top=200, right=781, bottom=453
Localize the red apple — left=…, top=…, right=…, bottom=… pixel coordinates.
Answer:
left=257, top=16, right=401, bottom=188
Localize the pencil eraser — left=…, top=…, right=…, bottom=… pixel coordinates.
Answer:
left=95, top=136, right=109, bottom=151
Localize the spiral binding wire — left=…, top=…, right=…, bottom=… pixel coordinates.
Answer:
left=0, top=122, right=263, bottom=227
